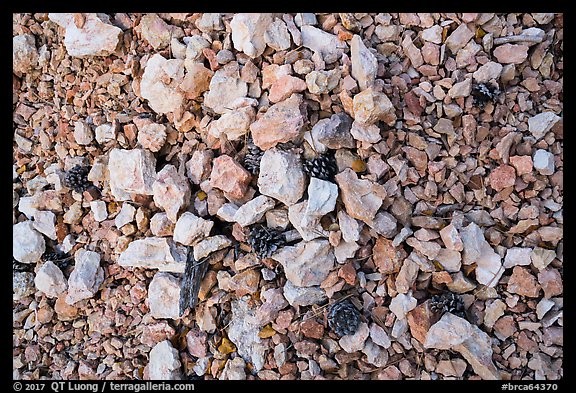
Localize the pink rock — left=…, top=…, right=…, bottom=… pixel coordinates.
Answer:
left=268, top=75, right=306, bottom=103
left=186, top=150, right=214, bottom=185
left=250, top=93, right=307, bottom=150
left=401, top=35, right=423, bottom=68
left=262, top=64, right=291, bottom=89
left=179, top=63, right=213, bottom=99
left=421, top=42, right=440, bottom=65
left=335, top=168, right=386, bottom=224
left=141, top=322, right=176, bottom=346
left=538, top=268, right=563, bottom=298
left=493, top=44, right=529, bottom=64
left=440, top=223, right=463, bottom=251
left=209, top=155, right=252, bottom=200
left=152, top=165, right=192, bottom=223
left=507, top=266, right=542, bottom=298
left=407, top=300, right=440, bottom=344
left=489, top=164, right=516, bottom=191
left=186, top=327, right=208, bottom=358
left=445, top=24, right=474, bottom=53
left=493, top=315, right=516, bottom=340
left=509, top=155, right=533, bottom=175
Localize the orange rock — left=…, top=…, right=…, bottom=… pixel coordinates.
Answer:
left=406, top=300, right=440, bottom=344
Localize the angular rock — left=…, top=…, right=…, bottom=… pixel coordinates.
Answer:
left=264, top=18, right=291, bottom=51
left=507, top=266, right=541, bottom=298
left=350, top=120, right=381, bottom=143
left=510, top=155, right=533, bottom=175
left=350, top=34, right=378, bottom=90
left=533, top=149, right=555, bottom=175
left=493, top=44, right=529, bottom=64
left=233, top=196, right=276, bottom=227
left=395, top=258, right=419, bottom=294
left=338, top=210, right=362, bottom=243
left=118, top=237, right=188, bottom=273
left=459, top=222, right=504, bottom=287
left=148, top=340, right=182, bottom=380
left=178, top=63, right=213, bottom=99
left=353, top=88, right=397, bottom=126
left=401, top=35, right=424, bottom=68
left=489, top=164, right=516, bottom=191
left=139, top=13, right=174, bottom=50
left=13, top=34, right=38, bottom=74
left=503, top=247, right=533, bottom=268
left=204, top=67, right=248, bottom=115
left=483, top=299, right=506, bottom=329
left=90, top=200, right=108, bottom=222
left=288, top=201, right=329, bottom=241
left=528, top=112, right=561, bottom=140
left=305, top=69, right=341, bottom=94
left=272, top=239, right=335, bottom=287
left=538, top=268, right=562, bottom=298
left=34, top=261, right=68, bottom=298
left=186, top=327, right=208, bottom=358
left=150, top=213, right=175, bottom=237
left=425, top=313, right=501, bottom=380
left=193, top=235, right=232, bottom=260
left=250, top=93, right=307, bottom=150
left=208, top=106, right=255, bottom=141
left=334, top=240, right=360, bottom=263
left=445, top=23, right=474, bottom=53
left=446, top=271, right=477, bottom=293
left=140, top=54, right=185, bottom=114
left=228, top=297, right=269, bottom=371
left=335, top=168, right=385, bottom=224
left=306, top=177, right=338, bottom=217
left=14, top=272, right=35, bottom=301
left=389, top=292, right=418, bottom=320
left=231, top=13, right=273, bottom=58
left=472, top=61, right=503, bottom=83
left=186, top=150, right=214, bottom=185
left=373, top=237, right=405, bottom=274
left=313, top=113, right=355, bottom=149
left=269, top=75, right=307, bottom=103
left=148, top=272, right=181, bottom=319
left=48, top=13, right=122, bottom=57
left=368, top=211, right=398, bottom=238
left=339, top=322, right=369, bottom=352
left=436, top=359, right=467, bottom=378
left=115, top=203, right=136, bottom=229
left=209, top=155, right=252, bottom=200
left=440, top=223, right=463, bottom=251
left=138, top=123, right=167, bottom=153
left=66, top=249, right=104, bottom=305
left=407, top=300, right=440, bottom=344
left=436, top=249, right=462, bottom=272
left=300, top=25, right=347, bottom=63
left=13, top=221, right=45, bottom=264
left=531, top=248, right=556, bottom=271
left=254, top=287, right=289, bottom=326
left=282, top=281, right=327, bottom=306
left=108, top=148, right=156, bottom=201
left=421, top=25, right=443, bottom=44
left=73, top=120, right=93, bottom=145
left=369, top=323, right=392, bottom=349
left=258, top=148, right=306, bottom=206
left=173, top=212, right=214, bottom=246
left=448, top=78, right=472, bottom=99
left=32, top=210, right=57, bottom=240
left=220, top=357, right=247, bottom=380
left=152, top=165, right=191, bottom=223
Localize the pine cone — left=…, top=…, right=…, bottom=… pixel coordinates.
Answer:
left=243, top=138, right=264, bottom=175
left=303, top=152, right=338, bottom=182
left=42, top=250, right=73, bottom=271
left=64, top=165, right=92, bottom=193
left=471, top=83, right=499, bottom=107
left=327, top=299, right=361, bottom=337
left=429, top=291, right=466, bottom=318
left=247, top=225, right=285, bottom=259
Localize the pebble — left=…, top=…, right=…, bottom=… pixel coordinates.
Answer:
left=272, top=239, right=335, bottom=287
left=339, top=322, right=370, bottom=352
left=250, top=93, right=307, bottom=150
left=204, top=67, right=248, bottom=115
left=13, top=272, right=35, bottom=301
left=421, top=25, right=443, bottom=44
left=351, top=34, right=378, bottom=90
left=228, top=297, right=268, bottom=372
left=13, top=34, right=38, bottom=74
left=48, top=13, right=122, bottom=57
left=140, top=54, right=185, bottom=114
left=300, top=25, right=347, bottom=63
left=108, top=148, right=157, bottom=201
left=148, top=272, right=181, bottom=319
left=338, top=210, right=362, bottom=243
left=314, top=112, right=355, bottom=149
left=186, top=150, right=214, bottom=185
left=483, top=299, right=506, bottom=329
left=209, top=155, right=252, bottom=201
left=193, top=235, right=232, bottom=260
left=395, top=258, right=419, bottom=294
left=230, top=13, right=273, bottom=58
left=440, top=223, right=463, bottom=251
left=152, top=165, right=191, bottom=223
left=489, top=164, right=516, bottom=191
left=538, top=268, right=562, bottom=298
left=258, top=148, right=306, bottom=206
left=173, top=212, right=214, bottom=246
left=493, top=43, right=529, bottom=64
left=401, top=35, right=424, bottom=68
left=459, top=222, right=504, bottom=287
left=528, top=112, right=561, bottom=140
left=65, top=249, right=104, bottom=305
left=264, top=18, right=291, bottom=51
left=147, top=340, right=182, bottom=380
left=472, top=61, right=503, bottom=83
left=306, top=177, right=338, bottom=217
left=282, top=281, right=327, bottom=306
left=507, top=266, right=542, bottom=298
left=503, top=247, right=533, bottom=268
left=13, top=221, right=45, bottom=264
left=436, top=248, right=462, bottom=272
left=447, top=78, right=472, bottom=99
left=288, top=201, right=329, bottom=241
left=335, top=168, right=385, bottom=224
left=389, top=292, right=418, bottom=320
left=186, top=327, right=208, bottom=358
left=533, top=149, right=555, bottom=175
left=118, top=237, right=188, bottom=273
left=353, top=88, right=397, bottom=126
left=369, top=211, right=399, bottom=238
left=34, top=261, right=68, bottom=298
left=90, top=200, right=108, bottom=222
left=436, top=359, right=467, bottom=378
left=536, top=298, right=555, bottom=320
left=406, top=300, right=440, bottom=344
left=369, top=323, right=392, bottom=349
left=445, top=23, right=474, bottom=53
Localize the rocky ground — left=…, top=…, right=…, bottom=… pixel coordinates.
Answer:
left=13, top=13, right=563, bottom=380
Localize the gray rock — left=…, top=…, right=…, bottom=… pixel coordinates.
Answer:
left=13, top=34, right=38, bottom=74
left=314, top=113, right=355, bottom=149
left=228, top=297, right=269, bottom=372
left=234, top=195, right=276, bottom=227
left=334, top=240, right=360, bottom=263
left=94, top=123, right=117, bottom=144
left=282, top=281, right=327, bottom=306
left=338, top=210, right=362, bottom=243
left=389, top=292, right=418, bottom=320
left=118, top=237, right=188, bottom=273
left=115, top=203, right=136, bottom=229
left=306, top=178, right=338, bottom=217
left=258, top=148, right=306, bottom=206
left=264, top=18, right=291, bottom=51
left=66, top=249, right=104, bottom=305
left=48, top=13, right=122, bottom=57
left=368, top=211, right=398, bottom=238
left=305, top=69, right=341, bottom=95
left=108, top=148, right=156, bottom=201
left=421, top=25, right=443, bottom=44
left=362, top=338, right=389, bottom=367
left=272, top=239, right=335, bottom=287
left=148, top=272, right=181, bottom=319
left=193, top=235, right=232, bottom=260
left=295, top=13, right=317, bottom=27
left=13, top=272, right=35, bottom=301
left=152, top=165, right=191, bottom=223
left=301, top=25, right=347, bottom=63
left=339, top=322, right=369, bottom=352
left=531, top=248, right=556, bottom=271
left=369, top=323, right=392, bottom=349
left=90, top=200, right=108, bottom=222
left=13, top=221, right=45, bottom=264
left=173, top=212, right=214, bottom=246
left=148, top=340, right=182, bottom=380
left=425, top=313, right=501, bottom=380
left=288, top=201, right=329, bottom=241
left=503, top=247, right=533, bottom=268
left=529, top=112, right=561, bottom=140
left=140, top=54, right=185, bottom=114
left=533, top=149, right=555, bottom=175
left=350, top=120, right=381, bottom=143
left=34, top=261, right=68, bottom=298
left=231, top=13, right=274, bottom=58
left=350, top=34, right=378, bottom=91
left=440, top=223, right=463, bottom=251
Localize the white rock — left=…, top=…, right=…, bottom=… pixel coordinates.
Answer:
left=258, top=148, right=306, bottom=206
left=13, top=221, right=45, bottom=263
left=352, top=88, right=396, bottom=126
left=184, top=35, right=210, bottom=66
left=193, top=235, right=232, bottom=260
left=369, top=323, right=392, bottom=349
left=339, top=322, right=369, bottom=352
left=204, top=67, right=248, bottom=115
left=173, top=212, right=214, bottom=246
left=148, top=340, right=182, bottom=380
left=459, top=222, right=504, bottom=287
left=425, top=313, right=501, bottom=380
left=115, top=203, right=136, bottom=229
left=32, top=210, right=57, bottom=240
left=472, top=61, right=503, bottom=83
left=152, top=165, right=191, bottom=223
left=421, top=25, right=443, bottom=44
left=266, top=209, right=290, bottom=231
left=363, top=338, right=389, bottom=367
left=288, top=201, right=329, bottom=241
left=108, top=148, right=157, bottom=201
left=306, top=178, right=338, bottom=217
left=350, top=35, right=378, bottom=91
left=148, top=272, right=182, bottom=319
left=265, top=18, right=291, bottom=51
left=350, top=120, right=382, bottom=143
left=301, top=25, right=347, bottom=63
left=18, top=196, right=38, bottom=219
left=216, top=203, right=239, bottom=222
left=536, top=298, right=555, bottom=320
left=335, top=168, right=385, bottom=225
left=94, top=123, right=117, bottom=144
left=196, top=13, right=223, bottom=33
left=90, top=200, right=108, bottom=222
left=338, top=210, right=362, bottom=243
left=228, top=297, right=269, bottom=372
left=73, top=120, right=93, bottom=145
left=530, top=247, right=556, bottom=271
left=334, top=240, right=360, bottom=263
left=138, top=123, right=167, bottom=152
left=272, top=239, right=335, bottom=287
left=150, top=212, right=175, bottom=237
left=118, top=237, right=188, bottom=273
left=389, top=292, right=418, bottom=320
left=48, top=13, right=122, bottom=57
left=230, top=13, right=273, bottom=58
left=295, top=13, right=317, bottom=27
left=483, top=299, right=506, bottom=329
left=368, top=211, right=398, bottom=238
left=448, top=78, right=472, bottom=98
left=34, top=261, right=68, bottom=298
left=282, top=281, right=327, bottom=306
left=186, top=150, right=213, bottom=185
left=140, top=54, right=185, bottom=114
left=208, top=106, right=255, bottom=141
left=139, top=13, right=175, bottom=50
left=436, top=248, right=462, bottom=272
left=234, top=195, right=276, bottom=227
left=440, top=223, right=464, bottom=251
left=503, top=247, right=533, bottom=268
left=65, top=249, right=104, bottom=305
left=533, top=149, right=555, bottom=175
left=528, top=112, right=561, bottom=140
left=13, top=34, right=38, bottom=74
left=220, top=357, right=247, bottom=380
